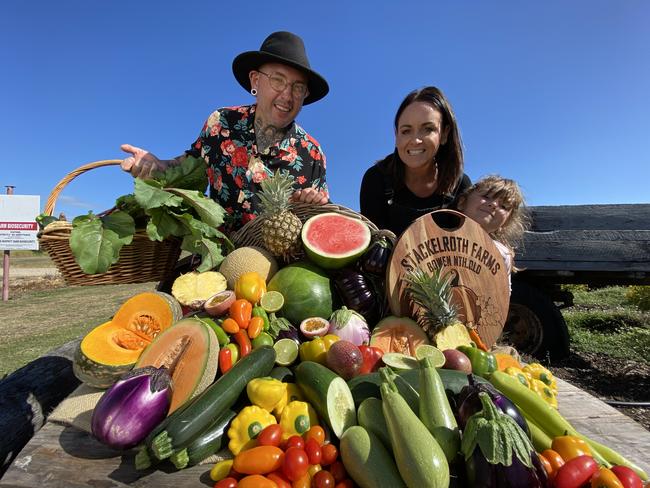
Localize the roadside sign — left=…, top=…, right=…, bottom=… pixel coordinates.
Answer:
left=0, top=195, right=41, bottom=250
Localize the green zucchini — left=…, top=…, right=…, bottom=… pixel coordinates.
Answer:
left=418, top=356, right=460, bottom=464
left=340, top=426, right=406, bottom=488
left=149, top=346, right=275, bottom=460
left=356, top=397, right=391, bottom=451
left=269, top=365, right=294, bottom=383
left=380, top=367, right=419, bottom=415
left=169, top=408, right=236, bottom=469
left=348, top=367, right=486, bottom=406
left=294, top=361, right=356, bottom=438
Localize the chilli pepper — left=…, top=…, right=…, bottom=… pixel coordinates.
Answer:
left=248, top=316, right=265, bottom=340
left=221, top=317, right=240, bottom=335
left=552, top=433, right=592, bottom=461
left=358, top=345, right=384, bottom=374
left=252, top=306, right=270, bottom=331
left=230, top=299, right=253, bottom=329
left=233, top=329, right=252, bottom=357
left=591, top=467, right=625, bottom=488
left=457, top=344, right=498, bottom=378
left=540, top=448, right=565, bottom=481
left=235, top=272, right=267, bottom=304
left=219, top=347, right=233, bottom=374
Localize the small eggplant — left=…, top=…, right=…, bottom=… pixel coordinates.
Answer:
left=359, top=237, right=393, bottom=276
left=333, top=268, right=380, bottom=325
left=456, top=374, right=530, bottom=438
left=91, top=366, right=172, bottom=450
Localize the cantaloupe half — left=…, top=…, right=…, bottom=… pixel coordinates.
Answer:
left=369, top=316, right=430, bottom=356
left=135, top=317, right=219, bottom=413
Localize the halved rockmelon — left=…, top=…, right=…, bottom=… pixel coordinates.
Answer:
left=73, top=291, right=182, bottom=389
left=135, top=317, right=219, bottom=413
left=369, top=315, right=430, bottom=356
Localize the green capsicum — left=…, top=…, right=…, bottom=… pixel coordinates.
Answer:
left=252, top=306, right=270, bottom=332
left=457, top=345, right=498, bottom=378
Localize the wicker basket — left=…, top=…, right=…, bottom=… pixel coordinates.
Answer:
left=39, top=160, right=182, bottom=286
left=230, top=202, right=395, bottom=261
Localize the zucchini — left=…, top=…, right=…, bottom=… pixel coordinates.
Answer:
left=340, top=426, right=406, bottom=488
left=294, top=361, right=356, bottom=438
left=381, top=373, right=449, bottom=488
left=418, top=357, right=460, bottom=463
left=169, top=408, right=236, bottom=469
left=348, top=367, right=486, bottom=406
left=269, top=365, right=294, bottom=383
left=149, top=346, right=275, bottom=460
left=357, top=397, right=391, bottom=451
left=381, top=367, right=419, bottom=415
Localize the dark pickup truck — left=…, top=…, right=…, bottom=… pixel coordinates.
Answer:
left=504, top=203, right=650, bottom=359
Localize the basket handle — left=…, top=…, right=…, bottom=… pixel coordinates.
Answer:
left=43, top=159, right=123, bottom=216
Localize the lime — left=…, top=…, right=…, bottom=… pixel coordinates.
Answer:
left=261, top=290, right=284, bottom=313
left=414, top=344, right=446, bottom=368
left=381, top=352, right=419, bottom=370
left=252, top=332, right=274, bottom=349
left=273, top=338, right=299, bottom=366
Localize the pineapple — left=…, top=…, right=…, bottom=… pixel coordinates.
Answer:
left=258, top=171, right=303, bottom=259
left=404, top=268, right=473, bottom=351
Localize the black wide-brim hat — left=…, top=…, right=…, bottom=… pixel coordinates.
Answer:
left=232, top=31, right=329, bottom=105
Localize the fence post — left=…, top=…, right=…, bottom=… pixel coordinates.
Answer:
left=2, top=186, right=15, bottom=301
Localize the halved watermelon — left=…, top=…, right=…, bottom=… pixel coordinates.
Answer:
left=369, top=316, right=430, bottom=356
left=301, top=213, right=371, bottom=269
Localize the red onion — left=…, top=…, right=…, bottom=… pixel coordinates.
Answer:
left=328, top=306, right=370, bottom=346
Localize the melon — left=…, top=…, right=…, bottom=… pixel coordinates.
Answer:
left=73, top=292, right=182, bottom=389
left=219, top=246, right=279, bottom=289
left=369, top=316, right=430, bottom=356
left=135, top=317, right=219, bottom=413
left=267, top=262, right=334, bottom=325
left=301, top=213, right=371, bottom=269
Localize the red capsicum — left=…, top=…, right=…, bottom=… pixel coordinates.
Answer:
left=233, top=329, right=252, bottom=357
left=358, top=345, right=384, bottom=374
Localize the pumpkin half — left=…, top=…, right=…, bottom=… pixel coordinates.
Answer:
left=73, top=291, right=182, bottom=389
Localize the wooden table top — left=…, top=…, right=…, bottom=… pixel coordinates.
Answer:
left=2, top=379, right=649, bottom=487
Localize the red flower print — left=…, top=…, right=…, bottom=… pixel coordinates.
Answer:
left=296, top=175, right=306, bottom=185
left=220, top=140, right=236, bottom=155
left=194, top=140, right=202, bottom=150
left=234, top=175, right=243, bottom=188
left=207, top=167, right=214, bottom=185
left=301, top=140, right=309, bottom=148
left=210, top=122, right=222, bottom=136
left=281, top=146, right=298, bottom=163
left=232, top=146, right=249, bottom=167
left=242, top=212, right=256, bottom=224
left=216, top=174, right=223, bottom=192
left=226, top=165, right=233, bottom=175
left=310, top=149, right=321, bottom=161
left=307, top=134, right=321, bottom=146
left=242, top=200, right=251, bottom=210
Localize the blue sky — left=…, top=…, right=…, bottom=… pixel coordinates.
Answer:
left=2, top=1, right=649, bottom=220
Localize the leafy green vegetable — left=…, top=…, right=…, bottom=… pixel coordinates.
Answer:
left=62, top=156, right=232, bottom=274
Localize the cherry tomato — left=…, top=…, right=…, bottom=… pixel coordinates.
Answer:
left=233, top=445, right=284, bottom=475
left=329, top=461, right=346, bottom=483
left=554, top=455, right=599, bottom=488
left=258, top=424, right=284, bottom=447
left=308, top=464, right=322, bottom=477
left=610, top=466, right=644, bottom=488
left=284, top=435, right=305, bottom=450
left=282, top=447, right=309, bottom=482
left=237, top=474, right=278, bottom=488
left=214, top=477, right=237, bottom=488
left=292, top=472, right=311, bottom=488
left=304, top=438, right=322, bottom=465
left=320, top=443, right=338, bottom=466
left=267, top=470, right=292, bottom=488
left=334, top=480, right=354, bottom=488
left=304, top=425, right=326, bottom=445
left=312, top=470, right=335, bottom=488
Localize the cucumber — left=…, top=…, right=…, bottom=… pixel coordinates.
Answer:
left=357, top=397, right=391, bottom=451
left=294, top=361, right=356, bottom=438
left=149, top=346, right=275, bottom=460
left=348, top=368, right=486, bottom=406
left=340, top=426, right=406, bottom=488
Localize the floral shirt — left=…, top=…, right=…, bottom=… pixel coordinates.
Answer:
left=186, top=104, right=328, bottom=234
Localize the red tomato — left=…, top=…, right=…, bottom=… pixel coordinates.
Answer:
left=304, top=438, right=322, bottom=465
left=334, top=480, right=354, bottom=488
left=610, top=466, right=644, bottom=488
left=329, top=461, right=346, bottom=483
left=320, top=443, right=338, bottom=466
left=258, top=424, right=284, bottom=447
left=282, top=447, right=309, bottom=482
left=285, top=435, right=305, bottom=450
left=267, top=471, right=292, bottom=488
left=554, top=455, right=599, bottom=488
left=304, top=425, right=326, bottom=445
left=213, top=477, right=238, bottom=488
left=312, top=470, right=335, bottom=488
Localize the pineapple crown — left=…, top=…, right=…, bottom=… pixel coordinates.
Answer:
left=405, top=267, right=459, bottom=330
left=258, top=170, right=296, bottom=217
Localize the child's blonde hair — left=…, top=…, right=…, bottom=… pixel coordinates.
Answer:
left=456, top=175, right=530, bottom=250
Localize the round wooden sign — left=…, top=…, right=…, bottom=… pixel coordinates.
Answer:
left=385, top=209, right=510, bottom=349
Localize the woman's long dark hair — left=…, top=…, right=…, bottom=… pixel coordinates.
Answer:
left=379, top=86, right=464, bottom=195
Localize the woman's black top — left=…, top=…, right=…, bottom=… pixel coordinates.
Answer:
left=359, top=162, right=471, bottom=237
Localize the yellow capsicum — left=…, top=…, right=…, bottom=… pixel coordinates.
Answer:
left=246, top=377, right=287, bottom=412
left=235, top=271, right=267, bottom=304
left=523, top=363, right=558, bottom=394
left=227, top=405, right=277, bottom=454
left=530, top=378, right=558, bottom=409
left=504, top=366, right=533, bottom=388
left=273, top=382, right=306, bottom=417
left=551, top=433, right=593, bottom=461
left=298, top=334, right=339, bottom=364
left=279, top=400, right=319, bottom=440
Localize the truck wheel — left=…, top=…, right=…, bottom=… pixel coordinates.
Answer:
left=503, top=280, right=570, bottom=360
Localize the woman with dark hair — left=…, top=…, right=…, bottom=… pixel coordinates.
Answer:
left=359, top=86, right=471, bottom=236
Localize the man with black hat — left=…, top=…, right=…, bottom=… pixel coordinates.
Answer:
left=121, top=31, right=329, bottom=233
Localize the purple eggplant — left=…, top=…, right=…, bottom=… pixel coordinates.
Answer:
left=359, top=237, right=393, bottom=276
left=91, top=366, right=172, bottom=450
left=456, top=374, right=530, bottom=438
left=333, top=268, right=380, bottom=325
left=466, top=448, right=548, bottom=487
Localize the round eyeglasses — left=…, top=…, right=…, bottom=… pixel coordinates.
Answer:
left=257, top=70, right=309, bottom=99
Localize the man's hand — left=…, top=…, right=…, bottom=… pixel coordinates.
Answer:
left=120, top=143, right=167, bottom=179
left=291, top=187, right=329, bottom=205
